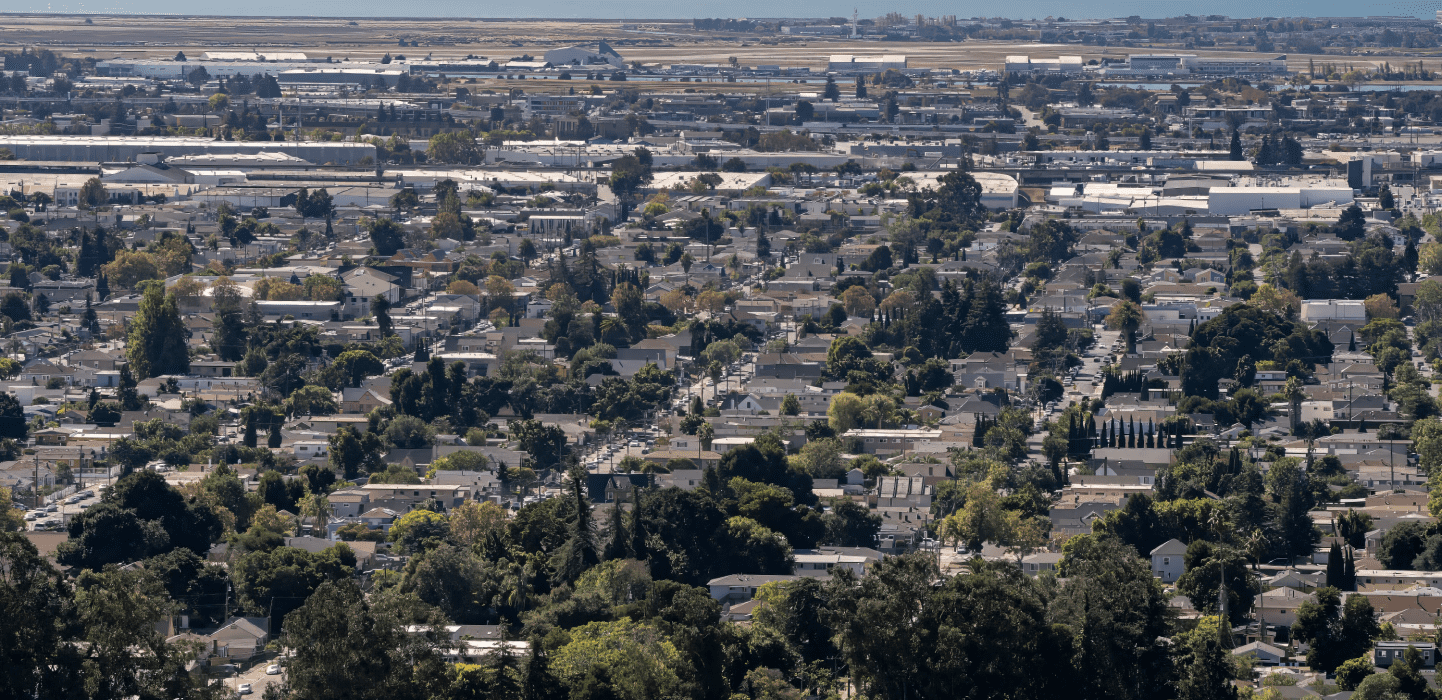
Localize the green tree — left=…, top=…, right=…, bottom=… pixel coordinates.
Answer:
left=1175, top=541, right=1257, bottom=627
left=832, top=555, right=1074, bottom=700
left=427, top=131, right=481, bottom=164
left=125, top=283, right=189, bottom=379
left=780, top=393, right=800, bottom=416
left=1174, top=619, right=1238, bottom=700
left=1336, top=654, right=1376, bottom=690
left=1291, top=587, right=1380, bottom=672
left=1050, top=535, right=1175, bottom=700
left=365, top=217, right=406, bottom=256
left=78, top=177, right=107, bottom=209
left=1106, top=300, right=1146, bottom=355
left=232, top=543, right=355, bottom=632
left=57, top=470, right=222, bottom=570
left=0, top=531, right=75, bottom=698
left=554, top=467, right=599, bottom=583
left=282, top=579, right=446, bottom=700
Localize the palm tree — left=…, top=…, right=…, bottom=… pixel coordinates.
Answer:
left=1282, top=376, right=1307, bottom=435
left=1106, top=300, right=1146, bottom=354
left=297, top=492, right=331, bottom=536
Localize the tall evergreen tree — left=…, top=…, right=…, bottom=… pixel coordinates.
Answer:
left=556, top=467, right=598, bottom=582
left=603, top=501, right=627, bottom=561
left=1326, top=540, right=1344, bottom=588
left=125, top=284, right=189, bottom=380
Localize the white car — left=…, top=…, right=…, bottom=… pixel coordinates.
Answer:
left=238, top=683, right=253, bottom=695
left=266, top=664, right=282, bottom=675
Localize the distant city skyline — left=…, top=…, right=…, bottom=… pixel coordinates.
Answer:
left=7, top=1, right=1442, bottom=20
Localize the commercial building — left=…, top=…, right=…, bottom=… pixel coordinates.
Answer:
left=827, top=55, right=907, bottom=72
left=1207, top=185, right=1353, bottom=215
left=1004, top=55, right=1085, bottom=75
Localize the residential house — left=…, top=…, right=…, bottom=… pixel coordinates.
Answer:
left=1375, top=642, right=1436, bottom=668
left=1232, top=641, right=1288, bottom=667
left=707, top=574, right=805, bottom=604
left=341, top=387, right=392, bottom=414
left=1151, top=539, right=1186, bottom=583
left=1253, top=587, right=1316, bottom=628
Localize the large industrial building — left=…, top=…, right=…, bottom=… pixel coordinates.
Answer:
left=1004, top=55, right=1085, bottom=75
left=827, top=55, right=908, bottom=72
left=0, top=136, right=376, bottom=165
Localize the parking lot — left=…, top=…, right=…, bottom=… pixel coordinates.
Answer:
left=22, top=486, right=103, bottom=532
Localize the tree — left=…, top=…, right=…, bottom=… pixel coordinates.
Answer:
left=1336, top=654, right=1376, bottom=690
left=281, top=579, right=444, bottom=699
left=555, top=467, right=599, bottom=583
left=1174, top=619, right=1238, bottom=700
left=365, top=217, right=406, bottom=256
left=1337, top=204, right=1367, bottom=241
left=1291, top=587, right=1379, bottom=672
left=287, top=384, right=339, bottom=416
left=1175, top=540, right=1257, bottom=627
left=125, top=284, right=189, bottom=380
left=57, top=470, right=221, bottom=570
left=0, top=531, right=75, bottom=698
left=780, top=393, right=800, bottom=416
left=78, top=177, right=107, bottom=209
left=794, top=100, right=814, bottom=122
left=938, top=484, right=1005, bottom=552
left=832, top=555, right=1074, bottom=700
left=821, top=498, right=881, bottom=547
left=400, top=544, right=495, bottom=623
left=1107, top=300, right=1145, bottom=354
left=1229, top=129, right=1243, bottom=160
left=822, top=76, right=840, bottom=101
left=1052, top=536, right=1175, bottom=700
left=427, top=131, right=481, bottom=164
left=371, top=295, right=394, bottom=337
left=1282, top=376, right=1307, bottom=434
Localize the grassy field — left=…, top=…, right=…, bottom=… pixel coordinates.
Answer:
left=0, top=14, right=1433, bottom=78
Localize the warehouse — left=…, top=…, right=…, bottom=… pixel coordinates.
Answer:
left=1207, top=185, right=1354, bottom=215
left=0, top=136, right=376, bottom=166
left=827, top=55, right=907, bottom=72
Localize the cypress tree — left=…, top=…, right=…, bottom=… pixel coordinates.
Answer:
left=243, top=410, right=257, bottom=448
left=629, top=487, right=646, bottom=561
left=1326, top=540, right=1344, bottom=588
left=603, top=501, right=627, bottom=561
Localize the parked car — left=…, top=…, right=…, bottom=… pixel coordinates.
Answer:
left=266, top=664, right=282, bottom=675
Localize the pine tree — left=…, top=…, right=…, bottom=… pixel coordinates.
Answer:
left=267, top=420, right=282, bottom=449
left=556, top=467, right=598, bottom=582
left=603, top=500, right=627, bottom=561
